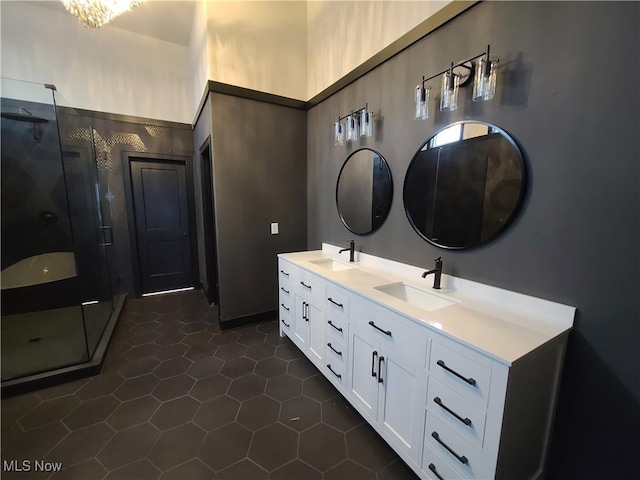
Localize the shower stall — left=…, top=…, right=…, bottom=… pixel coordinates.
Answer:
left=1, top=78, right=122, bottom=391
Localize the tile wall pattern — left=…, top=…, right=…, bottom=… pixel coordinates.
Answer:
left=1, top=291, right=419, bottom=479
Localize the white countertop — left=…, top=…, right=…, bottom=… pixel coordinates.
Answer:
left=279, top=245, right=575, bottom=366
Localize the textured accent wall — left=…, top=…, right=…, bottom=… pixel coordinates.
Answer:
left=61, top=115, right=194, bottom=296
left=306, top=2, right=639, bottom=478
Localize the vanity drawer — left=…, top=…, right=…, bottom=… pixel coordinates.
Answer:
left=279, top=303, right=292, bottom=334
left=326, top=312, right=348, bottom=342
left=326, top=335, right=347, bottom=366
left=326, top=283, right=350, bottom=317
left=427, top=377, right=487, bottom=448
left=424, top=411, right=491, bottom=480
left=429, top=340, right=492, bottom=409
left=352, top=300, right=427, bottom=367
left=422, top=443, right=469, bottom=480
left=279, top=293, right=292, bottom=317
left=278, top=259, right=294, bottom=287
left=325, top=357, right=345, bottom=386
left=297, top=270, right=324, bottom=305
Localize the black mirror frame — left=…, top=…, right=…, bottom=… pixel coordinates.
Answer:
left=403, top=120, right=527, bottom=250
left=336, top=147, right=394, bottom=236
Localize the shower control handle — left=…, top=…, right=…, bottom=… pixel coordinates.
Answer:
left=98, top=225, right=113, bottom=246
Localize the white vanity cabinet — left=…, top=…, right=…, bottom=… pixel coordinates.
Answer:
left=348, top=297, right=428, bottom=464
left=279, top=258, right=326, bottom=367
left=277, top=249, right=574, bottom=480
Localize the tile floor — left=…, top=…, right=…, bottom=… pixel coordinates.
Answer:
left=1, top=290, right=419, bottom=479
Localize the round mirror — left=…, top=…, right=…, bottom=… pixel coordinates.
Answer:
left=336, top=148, right=393, bottom=235
left=404, top=121, right=525, bottom=249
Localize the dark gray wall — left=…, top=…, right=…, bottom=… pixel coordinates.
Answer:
left=307, top=2, right=639, bottom=478
left=211, top=93, right=307, bottom=323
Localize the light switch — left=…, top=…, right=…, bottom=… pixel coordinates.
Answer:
left=271, top=222, right=279, bottom=235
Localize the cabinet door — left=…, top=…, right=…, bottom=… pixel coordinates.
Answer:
left=293, top=294, right=309, bottom=349
left=377, top=347, right=425, bottom=462
left=308, top=303, right=325, bottom=364
left=348, top=326, right=379, bottom=422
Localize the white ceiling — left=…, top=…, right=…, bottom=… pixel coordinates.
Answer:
left=27, top=0, right=196, bottom=46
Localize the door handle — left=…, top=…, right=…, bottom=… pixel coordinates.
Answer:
left=371, top=351, right=378, bottom=378
left=378, top=356, right=385, bottom=384
left=98, top=225, right=112, bottom=246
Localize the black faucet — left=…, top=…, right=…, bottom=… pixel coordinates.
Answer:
left=339, top=240, right=355, bottom=262
left=422, top=257, right=442, bottom=289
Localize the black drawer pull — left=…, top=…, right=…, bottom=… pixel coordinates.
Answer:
left=300, top=281, right=312, bottom=290
left=434, top=397, right=472, bottom=426
left=328, top=320, right=343, bottom=333
left=368, top=320, right=391, bottom=337
left=436, top=360, right=476, bottom=386
left=327, top=342, right=342, bottom=356
left=280, top=303, right=289, bottom=312
left=371, top=350, right=378, bottom=378
left=281, top=319, right=290, bottom=327
left=431, top=431, right=468, bottom=465
left=327, top=364, right=342, bottom=379
left=281, top=287, right=290, bottom=294
left=280, top=270, right=289, bottom=277
left=378, top=355, right=385, bottom=384
left=327, top=297, right=344, bottom=308
left=428, top=463, right=445, bottom=480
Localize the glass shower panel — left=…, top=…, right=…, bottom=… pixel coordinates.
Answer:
left=54, top=92, right=114, bottom=357
left=1, top=78, right=89, bottom=380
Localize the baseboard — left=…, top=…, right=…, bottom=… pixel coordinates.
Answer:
left=219, top=310, right=277, bottom=331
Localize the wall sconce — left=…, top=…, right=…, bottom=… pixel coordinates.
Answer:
left=414, top=45, right=498, bottom=116
left=334, top=103, right=373, bottom=145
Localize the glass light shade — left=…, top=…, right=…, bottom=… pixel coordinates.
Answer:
left=61, top=0, right=143, bottom=29
left=346, top=115, right=358, bottom=142
left=440, top=71, right=460, bottom=111
left=360, top=109, right=372, bottom=137
left=334, top=121, right=345, bottom=146
left=473, top=56, right=498, bottom=102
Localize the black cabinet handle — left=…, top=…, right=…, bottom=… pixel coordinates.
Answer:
left=300, top=281, right=312, bottom=290
left=434, top=397, right=472, bottom=426
left=371, top=351, right=378, bottom=378
left=327, top=320, right=343, bottom=333
left=436, top=360, right=476, bottom=386
left=280, top=303, right=289, bottom=312
left=303, top=302, right=309, bottom=321
left=428, top=463, right=445, bottom=480
left=378, top=356, right=385, bottom=384
left=431, top=431, right=468, bottom=465
left=281, top=319, right=290, bottom=328
left=281, top=287, right=289, bottom=294
left=368, top=320, right=392, bottom=337
left=327, top=297, right=344, bottom=309
left=280, top=270, right=289, bottom=277
left=327, top=364, right=342, bottom=379
left=327, top=343, right=342, bottom=356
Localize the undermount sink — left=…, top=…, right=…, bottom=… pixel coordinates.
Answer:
left=309, top=258, right=355, bottom=272
left=374, top=282, right=457, bottom=311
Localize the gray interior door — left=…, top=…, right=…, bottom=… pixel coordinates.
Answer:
left=131, top=159, right=193, bottom=294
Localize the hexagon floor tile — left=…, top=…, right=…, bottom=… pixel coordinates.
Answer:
left=0, top=290, right=418, bottom=479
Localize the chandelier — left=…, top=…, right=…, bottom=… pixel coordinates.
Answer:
left=61, top=0, right=144, bottom=29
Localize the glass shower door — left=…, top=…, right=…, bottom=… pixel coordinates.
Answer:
left=1, top=78, right=90, bottom=380
left=54, top=96, right=114, bottom=358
